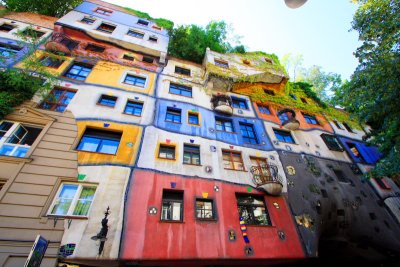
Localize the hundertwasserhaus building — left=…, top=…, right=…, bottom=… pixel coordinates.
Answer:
left=0, top=1, right=399, bottom=266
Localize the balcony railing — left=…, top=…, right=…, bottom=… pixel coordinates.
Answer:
left=211, top=94, right=233, bottom=115
left=45, top=33, right=78, bottom=55
left=250, top=164, right=283, bottom=195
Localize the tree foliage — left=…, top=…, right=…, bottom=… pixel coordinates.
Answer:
left=1, top=0, right=81, bottom=17
left=168, top=21, right=245, bottom=63
left=334, top=0, right=400, bottom=178
left=123, top=7, right=174, bottom=32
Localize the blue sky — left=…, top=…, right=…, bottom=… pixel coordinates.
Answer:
left=109, top=0, right=360, bottom=80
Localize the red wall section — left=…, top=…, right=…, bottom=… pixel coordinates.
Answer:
left=121, top=169, right=304, bottom=261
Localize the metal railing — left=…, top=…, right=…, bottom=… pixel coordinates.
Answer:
left=250, top=164, right=283, bottom=186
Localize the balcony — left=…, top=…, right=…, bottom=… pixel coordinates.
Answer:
left=45, top=33, right=79, bottom=55
left=278, top=108, right=300, bottom=131
left=211, top=94, right=233, bottom=115
left=250, top=164, right=283, bottom=196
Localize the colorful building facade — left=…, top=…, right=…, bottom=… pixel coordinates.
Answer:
left=0, top=0, right=399, bottom=266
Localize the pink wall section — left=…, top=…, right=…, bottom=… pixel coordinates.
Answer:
left=121, top=169, right=305, bottom=261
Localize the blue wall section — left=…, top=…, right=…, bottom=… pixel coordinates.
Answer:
left=339, top=137, right=382, bottom=164
left=75, top=2, right=168, bottom=37
left=0, top=38, right=29, bottom=68
left=155, top=99, right=273, bottom=150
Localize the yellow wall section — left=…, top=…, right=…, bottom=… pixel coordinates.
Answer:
left=85, top=61, right=156, bottom=94
left=77, top=121, right=142, bottom=165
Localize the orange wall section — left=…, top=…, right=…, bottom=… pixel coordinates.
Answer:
left=76, top=121, right=142, bottom=165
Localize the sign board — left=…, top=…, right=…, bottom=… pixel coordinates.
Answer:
left=24, top=235, right=49, bottom=267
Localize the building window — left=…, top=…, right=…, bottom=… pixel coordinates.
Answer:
left=301, top=97, right=308, bottom=104
left=142, top=56, right=154, bottom=63
left=222, top=149, right=244, bottom=171
left=64, top=62, right=93, bottom=81
left=0, top=121, right=42, bottom=157
left=159, top=144, right=175, bottom=159
left=346, top=142, right=364, bottom=161
left=169, top=83, right=192, bottom=97
left=239, top=123, right=258, bottom=144
left=124, top=100, right=143, bottom=116
left=97, top=23, right=116, bottom=34
left=0, top=23, right=15, bottom=32
left=196, top=199, right=214, bottom=219
left=321, top=134, right=343, bottom=151
left=342, top=122, right=354, bottom=133
left=161, top=190, right=183, bottom=221
left=48, top=184, right=96, bottom=217
left=183, top=144, right=200, bottom=165
left=215, top=117, right=234, bottom=132
left=250, top=157, right=271, bottom=183
left=95, top=8, right=112, bottom=15
left=278, top=112, right=289, bottom=123
left=123, top=54, right=134, bottom=61
left=80, top=17, right=96, bottom=24
left=152, top=25, right=162, bottom=30
left=274, top=129, right=295, bottom=144
left=21, top=28, right=45, bottom=38
left=258, top=105, right=271, bottom=115
left=289, top=93, right=297, bottom=100
left=236, top=194, right=271, bottom=226
left=333, top=169, right=349, bottom=183
left=231, top=97, right=248, bottom=109
left=0, top=43, right=22, bottom=57
left=77, top=128, right=122, bottom=155
left=40, top=56, right=64, bottom=68
left=85, top=43, right=105, bottom=53
left=264, top=89, right=275, bottom=96
left=333, top=120, right=344, bottom=129
left=214, top=59, right=229, bottom=68
left=303, top=114, right=319, bottom=125
left=175, top=66, right=191, bottom=76
left=165, top=107, right=181, bottom=123
left=137, top=19, right=149, bottom=26
left=188, top=112, right=199, bottom=125
left=97, top=95, right=117, bottom=107
left=123, top=74, right=146, bottom=87
left=127, top=29, right=144, bottom=38
left=40, top=87, right=76, bottom=112
left=60, top=38, right=79, bottom=51
left=148, top=36, right=158, bottom=42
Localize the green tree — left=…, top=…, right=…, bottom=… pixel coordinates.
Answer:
left=282, top=53, right=304, bottom=81
left=335, top=0, right=400, bottom=178
left=1, top=0, right=81, bottom=17
left=168, top=21, right=245, bottom=63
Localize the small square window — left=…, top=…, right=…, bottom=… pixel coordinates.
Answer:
left=64, top=62, right=93, bottom=81
left=40, top=87, right=76, bottom=112
left=0, top=23, right=15, bottom=32
left=333, top=169, right=349, bottom=183
left=142, top=56, right=154, bottom=63
left=124, top=100, right=143, bottom=116
left=148, top=36, right=158, bottom=42
left=239, top=123, right=258, bottom=144
left=165, top=107, right=181, bottom=123
left=188, top=112, right=199, bottom=125
left=264, top=57, right=273, bottom=64
left=289, top=93, right=297, bottom=100
left=97, top=23, right=116, bottom=34
left=196, top=199, right=215, bottom=219
left=258, top=105, right=271, bottom=115
left=60, top=38, right=79, bottom=51
left=183, top=144, right=200, bottom=165
left=278, top=112, right=290, bottom=123
left=333, top=120, right=344, bottom=130
left=231, top=97, right=248, bottom=109
left=222, top=149, right=244, bottom=171
left=161, top=190, right=183, bottom=221
left=123, top=74, right=146, bottom=87
left=95, top=8, right=112, bottom=15
left=21, top=28, right=45, bottom=38
left=85, top=43, right=105, bottom=53
left=98, top=95, right=117, bottom=107
left=215, top=117, right=234, bottom=132
left=236, top=194, right=271, bottom=226
left=137, top=19, right=149, bottom=26
left=123, top=54, right=134, bottom=61
left=321, top=134, right=343, bottom=151
left=343, top=122, right=354, bottom=133
left=214, top=59, right=229, bottom=68
left=175, top=66, right=191, bottom=76
left=303, top=114, right=319, bottom=125
left=77, top=128, right=122, bottom=155
left=347, top=142, right=364, bottom=161
left=159, top=144, right=175, bottom=159
left=41, top=56, right=64, bottom=68
left=274, top=129, right=295, bottom=144
left=169, top=83, right=192, bottom=97
left=81, top=17, right=96, bottom=24
left=264, top=89, right=275, bottom=96
left=152, top=25, right=162, bottom=30
left=127, top=29, right=144, bottom=38
left=301, top=97, right=308, bottom=104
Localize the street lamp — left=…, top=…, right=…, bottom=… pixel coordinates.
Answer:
left=284, top=0, right=308, bottom=9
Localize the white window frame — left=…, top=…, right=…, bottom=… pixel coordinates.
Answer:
left=47, top=183, right=97, bottom=217
left=0, top=121, right=38, bottom=157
